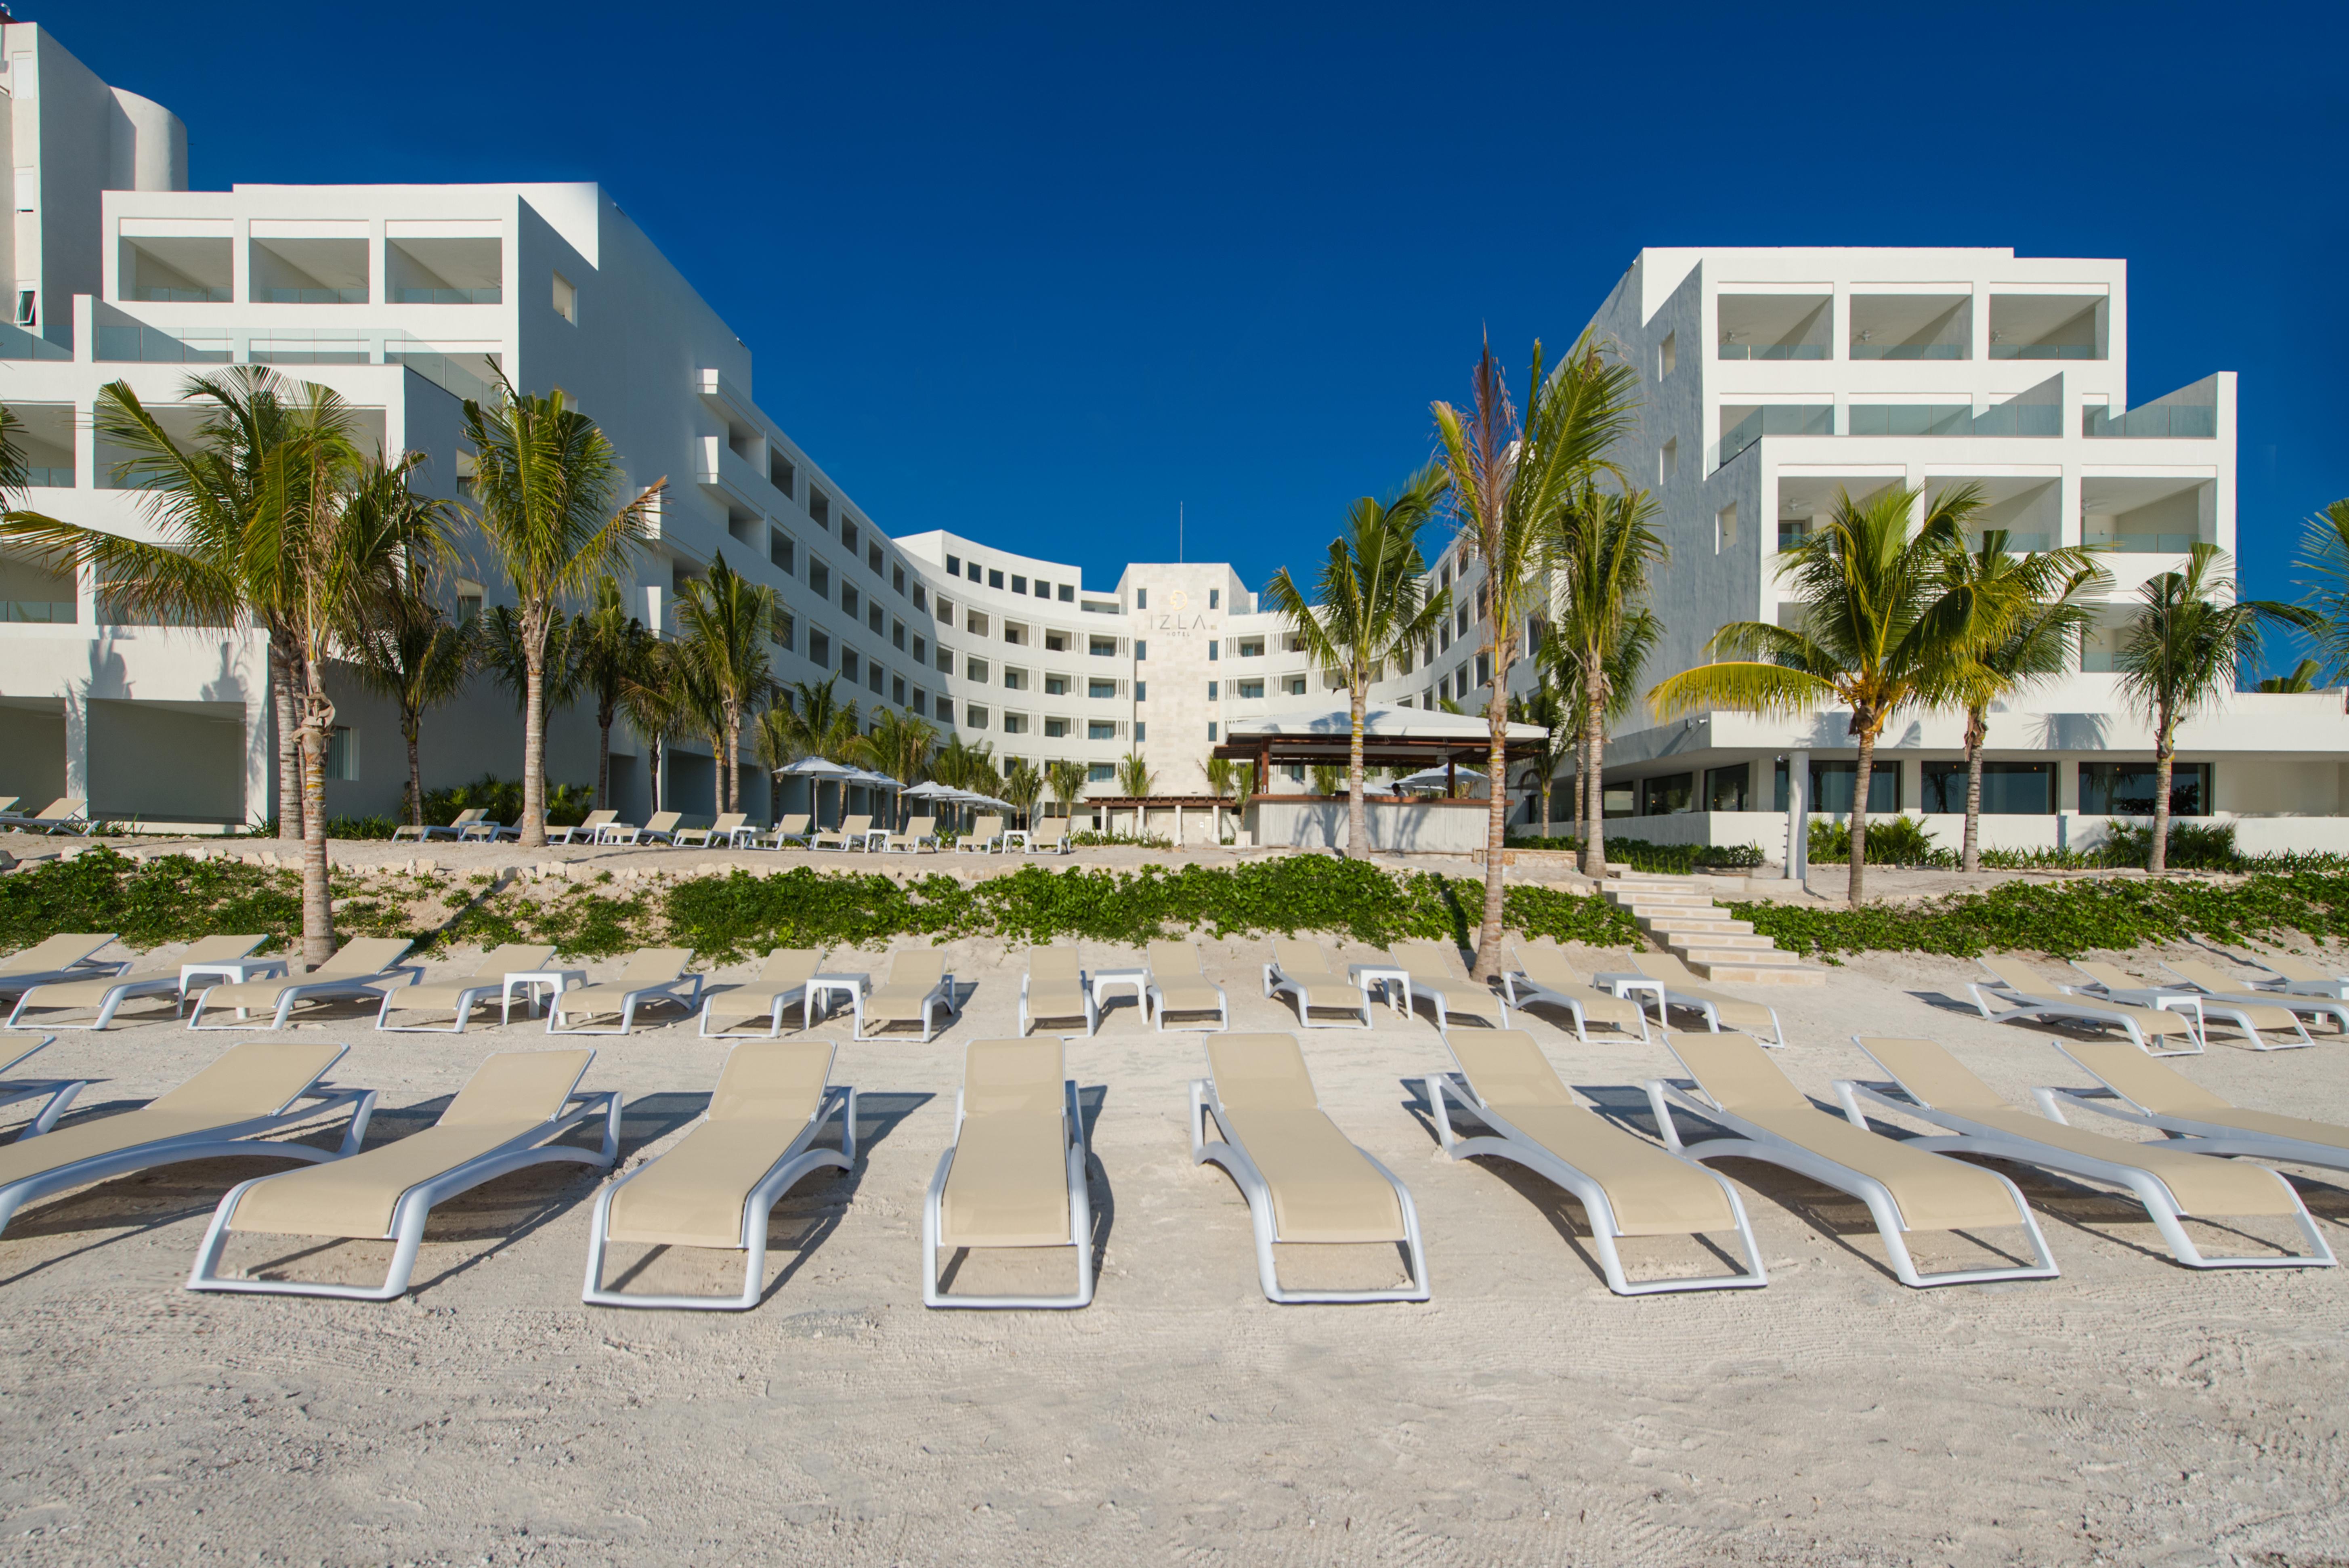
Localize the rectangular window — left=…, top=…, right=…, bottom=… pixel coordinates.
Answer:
left=1238, top=679, right=1264, bottom=699
left=1208, top=641, right=1219, bottom=662
left=913, top=635, right=926, bottom=662
left=1045, top=674, right=1069, bottom=696
left=967, top=611, right=989, bottom=636
left=769, top=529, right=795, bottom=575
left=1284, top=676, right=1306, bottom=697
left=1134, top=722, right=1146, bottom=742
left=1089, top=762, right=1115, bottom=782
left=1058, top=584, right=1075, bottom=602
left=1703, top=764, right=1749, bottom=812
left=1088, top=721, right=1117, bottom=741
left=1135, top=640, right=1148, bottom=661
left=868, top=603, right=884, bottom=634
left=1207, top=681, right=1218, bottom=701
left=1089, top=636, right=1117, bottom=657
left=1639, top=773, right=1694, bottom=816
left=809, top=630, right=830, bottom=666
left=1776, top=761, right=1902, bottom=815
left=1089, top=678, right=1118, bottom=699
left=1208, top=721, right=1218, bottom=741
left=1012, top=575, right=1027, bottom=594
left=840, top=648, right=859, bottom=682
left=323, top=725, right=360, bottom=781
left=841, top=584, right=859, bottom=616
left=911, top=688, right=927, bottom=716
left=1044, top=629, right=1069, bottom=653
left=1659, top=330, right=1677, bottom=378
left=809, top=489, right=830, bottom=529
left=893, top=565, right=905, bottom=594
left=935, top=594, right=953, bottom=623
left=967, top=703, right=989, bottom=728
left=1238, top=638, right=1264, bottom=658
left=868, top=663, right=884, bottom=694
left=1002, top=622, right=1027, bottom=645
left=552, top=271, right=577, bottom=323
left=1208, top=589, right=1220, bottom=609
left=967, top=657, right=991, bottom=682
left=2080, top=762, right=2208, bottom=817
left=1035, top=579, right=1052, bottom=598
left=947, top=554, right=962, bottom=575
left=892, top=675, right=906, bottom=704
left=1918, top=761, right=2050, bottom=814
left=1045, top=717, right=1069, bottom=738
left=771, top=607, right=795, bottom=651
left=892, top=619, right=906, bottom=649
left=1286, top=764, right=1306, bottom=784
left=913, top=584, right=928, bottom=612
left=989, top=569, right=1005, bottom=589
left=1134, top=681, right=1147, bottom=702
left=1475, top=653, right=1491, bottom=687
left=809, top=558, right=830, bottom=596
left=1136, top=588, right=1148, bottom=609
left=841, top=518, right=859, bottom=552
left=1003, top=712, right=1029, bottom=734
left=1716, top=502, right=1738, bottom=554
left=869, top=543, right=884, bottom=575
left=1660, top=438, right=1678, bottom=485
left=966, top=560, right=982, bottom=583
left=1003, top=667, right=1028, bottom=690
left=936, top=647, right=952, bottom=673
left=770, top=453, right=795, bottom=497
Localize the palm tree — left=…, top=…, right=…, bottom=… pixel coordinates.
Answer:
left=860, top=708, right=939, bottom=824
left=350, top=534, right=475, bottom=831
left=2113, top=544, right=2315, bottom=872
left=1548, top=484, right=1668, bottom=873
left=1507, top=674, right=1574, bottom=840
left=1648, top=484, right=1986, bottom=905
left=1309, top=763, right=1344, bottom=798
left=1553, top=607, right=1660, bottom=852
left=461, top=377, right=661, bottom=847
left=930, top=733, right=997, bottom=793
left=1432, top=332, right=1640, bottom=975
left=2257, top=658, right=2326, bottom=693
left=673, top=551, right=778, bottom=816
left=619, top=641, right=692, bottom=819
left=2292, top=498, right=2349, bottom=707
left=477, top=604, right=585, bottom=719
left=1045, top=758, right=1090, bottom=823
left=1116, top=751, right=1154, bottom=798
left=1262, top=464, right=1449, bottom=860
left=571, top=574, right=654, bottom=810
left=777, top=677, right=862, bottom=826
left=1929, top=524, right=2106, bottom=873
left=752, top=703, right=801, bottom=822
left=1002, top=758, right=1043, bottom=829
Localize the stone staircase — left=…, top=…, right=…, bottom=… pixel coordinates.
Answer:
left=1603, top=873, right=1824, bottom=987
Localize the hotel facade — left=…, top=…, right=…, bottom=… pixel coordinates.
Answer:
left=3, top=20, right=2344, bottom=852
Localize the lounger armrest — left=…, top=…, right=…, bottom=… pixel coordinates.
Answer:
left=289, top=1084, right=380, bottom=1157
left=1829, top=1078, right=1916, bottom=1130
left=1642, top=1077, right=1707, bottom=1152
left=2030, top=1083, right=2129, bottom=1128
left=1423, top=1072, right=1484, bottom=1157
left=562, top=1089, right=624, bottom=1163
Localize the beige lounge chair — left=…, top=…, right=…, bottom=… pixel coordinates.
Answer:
left=374, top=943, right=559, bottom=1033
left=0, top=933, right=129, bottom=1004
left=0, top=797, right=90, bottom=835
left=1145, top=940, right=1228, bottom=1032
left=603, top=810, right=684, bottom=846
left=1026, top=825, right=1073, bottom=855
left=0, top=796, right=17, bottom=819
left=8, top=935, right=267, bottom=1030
left=1019, top=948, right=1097, bottom=1036
left=1261, top=937, right=1372, bottom=1028
left=186, top=1050, right=619, bottom=1301
left=1389, top=939, right=1509, bottom=1031
left=762, top=812, right=815, bottom=848
left=1839, top=1036, right=2329, bottom=1270
left=0, top=1041, right=373, bottom=1239
left=674, top=812, right=751, bottom=848
left=547, top=948, right=703, bottom=1034
left=0, top=1037, right=89, bottom=1138
left=2070, top=957, right=2302, bottom=1049
left=877, top=815, right=940, bottom=853
left=1646, top=1031, right=2058, bottom=1288
left=923, top=1037, right=1093, bottom=1308
left=549, top=810, right=619, bottom=845
left=955, top=814, right=1005, bottom=854
left=391, top=807, right=485, bottom=843
left=1499, top=945, right=1650, bottom=1043
left=188, top=938, right=419, bottom=1030
left=2240, top=951, right=2349, bottom=1000
left=584, top=1039, right=856, bottom=1310
left=851, top=950, right=956, bottom=1041
left=1968, top=955, right=2204, bottom=1056
left=1595, top=951, right=1783, bottom=1047
left=2160, top=957, right=2349, bottom=1038
left=1191, top=1033, right=1428, bottom=1303
left=2039, top=1040, right=2349, bottom=1176
left=810, top=813, right=873, bottom=852
left=699, top=948, right=824, bottom=1037
left=1428, top=1029, right=1764, bottom=1294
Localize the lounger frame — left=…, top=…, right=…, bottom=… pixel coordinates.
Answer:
left=1189, top=1077, right=1430, bottom=1304
left=922, top=1077, right=1093, bottom=1309
left=1643, top=1077, right=2060, bottom=1289
left=187, top=1090, right=621, bottom=1301
left=374, top=979, right=511, bottom=1034
left=1499, top=969, right=1650, bottom=1045
left=1966, top=968, right=2204, bottom=1057
left=1018, top=970, right=1098, bottom=1037
left=1261, top=956, right=1373, bottom=1029
left=6, top=969, right=182, bottom=1031
left=1425, top=1071, right=1763, bottom=1295
left=189, top=964, right=422, bottom=1031
left=2034, top=1061, right=2349, bottom=1178
left=697, top=980, right=814, bottom=1038
left=548, top=974, right=705, bottom=1035
left=582, top=1084, right=857, bottom=1310
left=850, top=970, right=956, bottom=1042
left=0, top=1037, right=86, bottom=1139
left=1597, top=964, right=1782, bottom=1048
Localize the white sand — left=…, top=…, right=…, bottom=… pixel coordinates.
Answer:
left=3, top=932, right=2346, bottom=1565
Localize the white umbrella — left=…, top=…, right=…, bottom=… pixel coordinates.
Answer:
left=776, top=756, right=861, bottom=828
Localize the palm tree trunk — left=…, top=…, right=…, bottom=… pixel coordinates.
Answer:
left=519, top=626, right=548, bottom=848
left=1472, top=666, right=1510, bottom=980
left=724, top=714, right=741, bottom=817
left=297, top=688, right=335, bottom=968
left=404, top=715, right=424, bottom=829
left=1848, top=727, right=1877, bottom=906
left=271, top=647, right=302, bottom=841
left=1346, top=674, right=1369, bottom=861
left=596, top=702, right=614, bottom=811
left=769, top=768, right=781, bottom=824
left=650, top=735, right=665, bottom=816
left=2150, top=715, right=2174, bottom=875
left=1581, top=668, right=1610, bottom=879
left=1961, top=706, right=1986, bottom=875
left=1572, top=730, right=1587, bottom=851
left=1538, top=756, right=1552, bottom=840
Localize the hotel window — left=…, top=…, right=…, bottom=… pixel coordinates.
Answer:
left=892, top=675, right=906, bottom=704
left=947, top=554, right=962, bottom=575
left=1716, top=502, right=1738, bottom=554
left=1045, top=674, right=1070, bottom=696
left=1088, top=721, right=1116, bottom=741
left=1136, top=588, right=1148, bottom=609
left=1002, top=622, right=1028, bottom=645
left=2080, top=762, right=2209, bottom=817
left=1659, top=438, right=1677, bottom=485
left=552, top=271, right=577, bottom=323
left=1476, top=653, right=1491, bottom=686
left=1058, top=584, right=1075, bottom=602
left=913, top=585, right=928, bottom=612
left=967, top=559, right=982, bottom=582
left=1639, top=773, right=1694, bottom=816
left=967, top=703, right=989, bottom=728
left=770, top=454, right=795, bottom=496
left=842, top=518, right=860, bottom=552
left=989, top=569, right=1005, bottom=589
left=868, top=603, right=884, bottom=634
left=911, top=688, right=927, bottom=715
left=893, top=565, right=906, bottom=594
left=1286, top=765, right=1306, bottom=784
left=809, top=558, right=830, bottom=596
left=1044, top=629, right=1069, bottom=652
left=769, top=529, right=795, bottom=575
left=1658, top=330, right=1676, bottom=378
left=809, top=489, right=830, bottom=529
left=1045, top=717, right=1069, bottom=738
left=1237, top=638, right=1264, bottom=658
left=1089, top=763, right=1115, bottom=782
left=1207, top=681, right=1218, bottom=701
left=1285, top=676, right=1306, bottom=697
left=809, top=630, right=830, bottom=665
left=840, top=649, right=860, bottom=681
left=1238, top=680, right=1264, bottom=699
left=1208, top=589, right=1220, bottom=609
left=967, top=657, right=991, bottom=682
left=913, top=634, right=926, bottom=661
left=1208, top=641, right=1219, bottom=661
left=869, top=543, right=884, bottom=574
left=1003, top=667, right=1028, bottom=690
left=892, top=619, right=905, bottom=649
left=771, top=607, right=794, bottom=651
left=1089, top=636, right=1117, bottom=657
left=1012, top=575, right=1027, bottom=594
left=1704, top=764, right=1749, bottom=812
left=1476, top=583, right=1488, bottom=620
left=967, top=611, right=989, bottom=636
left=1089, top=678, right=1118, bottom=699
left=1003, top=712, right=1029, bottom=734
left=1134, top=722, right=1147, bottom=742
left=1135, top=640, right=1148, bottom=661
left=1208, top=721, right=1218, bottom=741
left=936, top=647, right=952, bottom=673
left=1134, top=681, right=1147, bottom=702
left=1035, top=579, right=1052, bottom=598
left=1922, top=761, right=2051, bottom=815
left=841, top=584, right=859, bottom=616
left=869, top=663, right=884, bottom=694
left=323, top=726, right=360, bottom=781
left=1455, top=605, right=1469, bottom=637
left=935, top=594, right=953, bottom=623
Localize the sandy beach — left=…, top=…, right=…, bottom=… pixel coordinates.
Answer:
left=2, top=921, right=2346, bottom=1566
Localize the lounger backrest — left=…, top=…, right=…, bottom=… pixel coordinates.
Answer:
left=888, top=949, right=945, bottom=989
left=2070, top=959, right=2143, bottom=993
left=1978, top=955, right=2053, bottom=994
left=580, top=810, right=618, bottom=829
left=146, top=1040, right=347, bottom=1119
left=1146, top=939, right=1204, bottom=978
left=450, top=808, right=486, bottom=827
left=2161, top=958, right=2239, bottom=993
left=1029, top=947, right=1083, bottom=985
left=904, top=816, right=936, bottom=835
left=964, top=1036, right=1062, bottom=1115
left=315, top=938, right=413, bottom=978
left=1272, top=936, right=1337, bottom=977
left=712, top=813, right=747, bottom=833
left=973, top=814, right=1003, bottom=838
left=1852, top=1037, right=2007, bottom=1114
left=1205, top=1033, right=1320, bottom=1113
left=441, top=1049, right=594, bottom=1127
left=617, top=947, right=692, bottom=985
left=0, top=797, right=16, bottom=814
left=2058, top=1040, right=2231, bottom=1116
left=644, top=811, right=682, bottom=833
left=1447, top=1028, right=1574, bottom=1110
left=2259, top=954, right=2336, bottom=984
left=778, top=814, right=810, bottom=833
left=177, top=934, right=270, bottom=966
left=757, top=947, right=822, bottom=985
left=1630, top=951, right=1699, bottom=985
left=1511, top=945, right=1587, bottom=987
left=474, top=943, right=560, bottom=976
left=708, top=1039, right=833, bottom=1122
left=0, top=932, right=118, bottom=976
left=836, top=814, right=873, bottom=835
left=1667, top=1031, right=1808, bottom=1113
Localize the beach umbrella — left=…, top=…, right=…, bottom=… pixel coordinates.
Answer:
left=776, top=756, right=861, bottom=827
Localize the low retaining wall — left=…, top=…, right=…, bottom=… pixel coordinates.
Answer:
left=1596, top=810, right=2349, bottom=856
left=1248, top=796, right=1490, bottom=853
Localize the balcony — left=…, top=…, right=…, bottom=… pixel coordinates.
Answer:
left=24, top=466, right=71, bottom=488
left=1988, top=294, right=2104, bottom=361
left=388, top=236, right=503, bottom=307
left=1849, top=294, right=1969, bottom=361
left=255, top=287, right=365, bottom=304
left=1990, top=343, right=2096, bottom=361
left=95, top=323, right=231, bottom=363
left=249, top=235, right=369, bottom=306
left=1850, top=343, right=1963, bottom=360
left=1717, top=292, right=1832, bottom=362
left=1, top=600, right=74, bottom=623
left=392, top=286, right=501, bottom=304
left=1719, top=404, right=1832, bottom=465
left=120, top=235, right=233, bottom=305
left=2085, top=529, right=2199, bottom=554
left=2084, top=402, right=2216, bottom=439
left=1718, top=342, right=1828, bottom=361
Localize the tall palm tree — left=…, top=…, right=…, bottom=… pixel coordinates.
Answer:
left=1046, top=758, right=1090, bottom=823
left=620, top=640, right=692, bottom=819
left=1116, top=751, right=1154, bottom=798
left=2113, top=544, right=2314, bottom=872
left=1929, top=524, right=2106, bottom=872
left=930, top=733, right=997, bottom=793
left=1432, top=332, right=1640, bottom=975
left=1263, top=463, right=1449, bottom=861
left=461, top=376, right=661, bottom=846
left=349, top=494, right=475, bottom=831
left=778, top=678, right=862, bottom=825
left=1507, top=674, right=1574, bottom=840
left=1002, top=758, right=1043, bottom=829
left=1648, top=484, right=1986, bottom=905
left=1548, top=485, right=1668, bottom=874
left=673, top=551, right=778, bottom=816
left=752, top=703, right=802, bottom=823
left=1553, top=608, right=1660, bottom=851
left=571, top=574, right=654, bottom=810
left=2292, top=498, right=2349, bottom=708
left=860, top=707, right=939, bottom=819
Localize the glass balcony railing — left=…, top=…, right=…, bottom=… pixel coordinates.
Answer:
left=1965, top=531, right=2053, bottom=553
left=96, top=324, right=232, bottom=363
left=2, top=600, right=76, bottom=624
left=2085, top=531, right=2200, bottom=554
left=1849, top=342, right=1965, bottom=360
left=1777, top=526, right=1811, bottom=553
left=1719, top=404, right=1833, bottom=464
left=1847, top=402, right=2061, bottom=437
left=393, top=286, right=502, bottom=304
left=23, top=466, right=72, bottom=488
left=248, top=336, right=368, bottom=365
left=1968, top=400, right=2062, bottom=437
left=0, top=324, right=70, bottom=361
left=1718, top=342, right=1830, bottom=360
left=256, top=287, right=366, bottom=304
left=2081, top=647, right=2118, bottom=672
left=1990, top=342, right=2097, bottom=360
left=136, top=285, right=233, bottom=303
left=2084, top=404, right=2216, bottom=439
left=386, top=347, right=496, bottom=404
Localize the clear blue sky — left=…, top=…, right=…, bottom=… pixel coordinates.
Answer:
left=78, top=1, right=2346, bottom=654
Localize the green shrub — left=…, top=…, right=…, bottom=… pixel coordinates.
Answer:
left=327, top=815, right=403, bottom=840
left=0, top=846, right=301, bottom=953
left=1808, top=815, right=1952, bottom=867
left=417, top=775, right=595, bottom=829
left=1504, top=834, right=1765, bottom=873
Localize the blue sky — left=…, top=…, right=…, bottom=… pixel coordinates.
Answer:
left=82, top=1, right=2346, bottom=651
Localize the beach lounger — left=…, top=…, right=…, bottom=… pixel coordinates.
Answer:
left=1389, top=939, right=1509, bottom=1031
left=699, top=948, right=823, bottom=1037
left=1646, top=1031, right=2059, bottom=1288
left=762, top=813, right=814, bottom=848
left=549, top=810, right=619, bottom=845
left=1019, top=947, right=1098, bottom=1036
left=1190, top=1033, right=1429, bottom=1303
left=1026, top=827, right=1073, bottom=856
left=583, top=1039, right=856, bottom=1310
left=850, top=950, right=956, bottom=1042
left=187, top=938, right=419, bottom=1030
left=0, top=934, right=127, bottom=1003
left=1146, top=940, right=1229, bottom=1032
left=2151, top=958, right=2334, bottom=1048
left=602, top=810, right=684, bottom=846
left=2066, top=958, right=2302, bottom=1049
left=374, top=943, right=559, bottom=1033
left=1499, top=945, right=1650, bottom=1044
left=923, top=1037, right=1093, bottom=1308
left=390, top=808, right=478, bottom=843
left=674, top=812, right=750, bottom=848
left=2238, top=952, right=2349, bottom=1000
left=0, top=1041, right=374, bottom=1240
left=1427, top=1028, right=1764, bottom=1294
left=1598, top=952, right=1783, bottom=1047
left=547, top=948, right=703, bottom=1034
left=186, top=1050, right=619, bottom=1301
left=1967, top=955, right=2204, bottom=1056
left=8, top=935, right=266, bottom=1030
left=0, top=797, right=90, bottom=835
left=955, top=814, right=1006, bottom=854
left=0, top=1037, right=88, bottom=1137
left=0, top=796, right=18, bottom=820
left=2038, top=1040, right=2349, bottom=1177
left=1262, top=937, right=1373, bottom=1029
left=1837, top=1036, right=2330, bottom=1270
left=876, top=815, right=940, bottom=854
left=810, top=813, right=873, bottom=852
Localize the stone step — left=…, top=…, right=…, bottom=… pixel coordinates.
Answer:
left=1657, top=930, right=1774, bottom=952
left=1607, top=892, right=1715, bottom=911
left=1669, top=936, right=1810, bottom=963
left=1637, top=915, right=1758, bottom=938
left=1686, top=956, right=1826, bottom=986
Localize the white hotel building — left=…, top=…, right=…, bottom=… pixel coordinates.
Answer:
left=1, top=20, right=2342, bottom=850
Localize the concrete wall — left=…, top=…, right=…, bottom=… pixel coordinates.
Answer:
left=86, top=698, right=243, bottom=822
left=0, top=702, right=67, bottom=808
left=1249, top=797, right=1489, bottom=853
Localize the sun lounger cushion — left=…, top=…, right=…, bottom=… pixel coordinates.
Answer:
left=2064, top=1042, right=2349, bottom=1153
left=606, top=1041, right=835, bottom=1249
left=0, top=934, right=118, bottom=978
left=865, top=951, right=947, bottom=1024
left=1206, top=1035, right=1403, bottom=1244
left=228, top=1050, right=592, bottom=1239
left=391, top=944, right=559, bottom=1014
left=1024, top=949, right=1091, bottom=1023
left=1509, top=948, right=1646, bottom=1029
left=1272, top=938, right=1369, bottom=1013
left=1630, top=954, right=1777, bottom=1031
left=0, top=1041, right=343, bottom=1187
left=552, top=949, right=693, bottom=1025
left=199, top=938, right=413, bottom=1011
left=1148, top=940, right=1225, bottom=1014
left=938, top=1039, right=1068, bottom=1247
left=701, top=949, right=822, bottom=1032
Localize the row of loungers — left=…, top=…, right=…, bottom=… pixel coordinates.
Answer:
left=3, top=1022, right=2342, bottom=1312
left=385, top=808, right=1079, bottom=855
